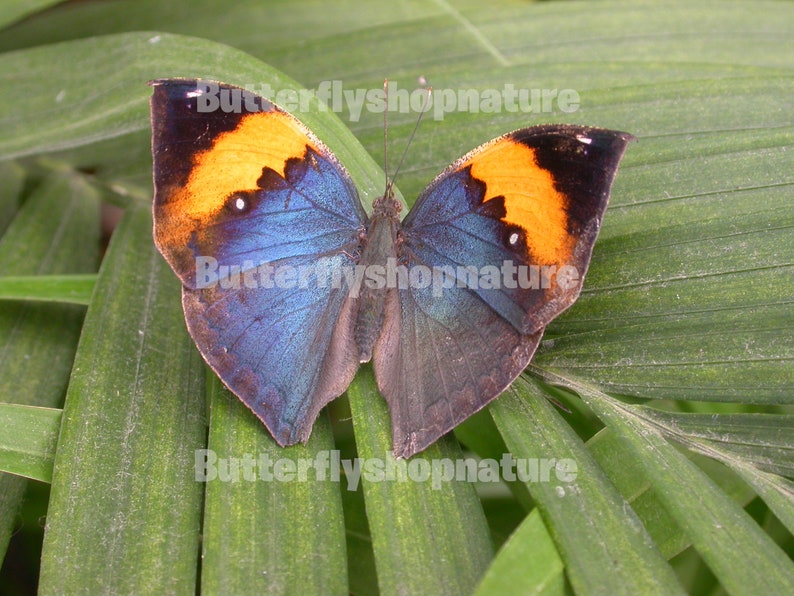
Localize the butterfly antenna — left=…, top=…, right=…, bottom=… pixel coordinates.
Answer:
left=388, top=86, right=432, bottom=194
left=383, top=79, right=390, bottom=193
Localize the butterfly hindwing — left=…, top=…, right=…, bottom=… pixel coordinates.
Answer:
left=376, top=125, right=634, bottom=456
left=151, top=79, right=365, bottom=445
left=374, top=277, right=544, bottom=458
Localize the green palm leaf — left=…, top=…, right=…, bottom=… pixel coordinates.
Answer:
left=0, top=1, right=791, bottom=593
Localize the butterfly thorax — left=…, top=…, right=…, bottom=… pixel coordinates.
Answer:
left=353, top=190, right=402, bottom=363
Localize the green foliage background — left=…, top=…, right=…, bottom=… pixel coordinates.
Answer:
left=0, top=0, right=792, bottom=594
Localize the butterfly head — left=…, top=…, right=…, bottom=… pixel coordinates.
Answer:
left=372, top=181, right=403, bottom=219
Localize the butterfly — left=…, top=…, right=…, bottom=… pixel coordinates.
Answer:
left=150, top=78, right=633, bottom=458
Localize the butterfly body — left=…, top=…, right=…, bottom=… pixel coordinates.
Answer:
left=353, top=191, right=402, bottom=363
left=150, top=79, right=633, bottom=457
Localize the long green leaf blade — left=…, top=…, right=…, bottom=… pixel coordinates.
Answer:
left=0, top=170, right=99, bottom=564
left=0, top=31, right=387, bottom=208
left=489, top=378, right=684, bottom=594
left=539, top=369, right=794, bottom=594
left=347, top=366, right=494, bottom=595
left=201, top=377, right=348, bottom=594
left=475, top=510, right=565, bottom=596
left=0, top=274, right=96, bottom=305
left=0, top=404, right=61, bottom=482
left=38, top=205, right=207, bottom=593
left=0, top=0, right=66, bottom=30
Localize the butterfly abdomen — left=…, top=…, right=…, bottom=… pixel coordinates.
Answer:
left=353, top=204, right=401, bottom=363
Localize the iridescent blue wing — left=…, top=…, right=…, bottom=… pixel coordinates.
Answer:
left=375, top=126, right=634, bottom=457
left=151, top=79, right=365, bottom=445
